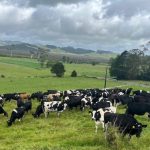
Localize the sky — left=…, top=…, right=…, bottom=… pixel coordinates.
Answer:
left=0, top=0, right=150, bottom=52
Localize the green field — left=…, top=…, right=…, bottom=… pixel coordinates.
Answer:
left=0, top=56, right=150, bottom=150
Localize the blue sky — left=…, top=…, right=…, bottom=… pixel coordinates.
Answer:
left=0, top=0, right=150, bottom=52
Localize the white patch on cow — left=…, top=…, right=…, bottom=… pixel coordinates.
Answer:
left=67, top=90, right=72, bottom=95
left=118, top=92, right=124, bottom=96
left=81, top=98, right=87, bottom=103
left=106, top=101, right=112, bottom=107
left=63, top=103, right=67, bottom=110
left=91, top=110, right=96, bottom=120
left=13, top=109, right=18, bottom=113
left=99, top=96, right=103, bottom=101
left=64, top=96, right=69, bottom=101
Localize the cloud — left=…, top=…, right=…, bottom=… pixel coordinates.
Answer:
left=0, top=0, right=150, bottom=52
left=2, top=0, right=89, bottom=7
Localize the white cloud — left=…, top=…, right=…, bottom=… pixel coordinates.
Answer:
left=0, top=0, right=150, bottom=52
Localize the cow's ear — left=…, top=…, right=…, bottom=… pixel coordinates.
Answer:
left=142, top=125, right=147, bottom=128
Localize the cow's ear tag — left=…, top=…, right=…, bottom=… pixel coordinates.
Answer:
left=132, top=125, right=135, bottom=128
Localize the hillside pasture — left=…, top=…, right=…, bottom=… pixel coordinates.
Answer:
left=0, top=56, right=150, bottom=150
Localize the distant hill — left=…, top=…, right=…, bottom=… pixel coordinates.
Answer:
left=0, top=40, right=117, bottom=63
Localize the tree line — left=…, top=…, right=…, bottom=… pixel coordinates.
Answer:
left=109, top=44, right=150, bottom=81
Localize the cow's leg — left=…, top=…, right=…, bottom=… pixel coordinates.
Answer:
left=95, top=121, right=100, bottom=133
left=105, top=123, right=109, bottom=140
left=101, top=122, right=105, bottom=131
left=44, top=111, right=48, bottom=118
left=57, top=112, right=60, bottom=117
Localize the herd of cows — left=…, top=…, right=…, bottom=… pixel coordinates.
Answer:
left=0, top=87, right=150, bottom=139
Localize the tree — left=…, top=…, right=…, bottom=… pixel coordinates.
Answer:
left=51, top=62, right=65, bottom=77
left=109, top=51, right=130, bottom=80
left=71, top=70, right=77, bottom=77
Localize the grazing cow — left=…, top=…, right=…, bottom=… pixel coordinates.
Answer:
left=0, top=106, right=8, bottom=117
left=7, top=107, right=25, bottom=126
left=64, top=95, right=83, bottom=110
left=104, top=112, right=147, bottom=138
left=41, top=101, right=67, bottom=118
left=126, top=102, right=150, bottom=117
left=117, top=95, right=133, bottom=105
left=90, top=109, right=147, bottom=138
left=16, top=99, right=32, bottom=113
left=91, top=101, right=112, bottom=111
left=80, top=96, right=92, bottom=111
left=30, top=91, right=43, bottom=101
left=2, top=93, right=18, bottom=101
left=32, top=104, right=43, bottom=118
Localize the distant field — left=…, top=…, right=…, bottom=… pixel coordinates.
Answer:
left=0, top=56, right=150, bottom=150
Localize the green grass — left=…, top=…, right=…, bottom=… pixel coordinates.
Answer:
left=0, top=57, right=40, bottom=69
left=0, top=56, right=150, bottom=150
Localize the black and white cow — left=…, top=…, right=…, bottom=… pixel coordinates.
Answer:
left=33, top=101, right=67, bottom=118
left=89, top=107, right=117, bottom=133
left=0, top=106, right=8, bottom=117
left=80, top=96, right=92, bottom=111
left=7, top=107, right=25, bottom=126
left=90, top=108, right=147, bottom=138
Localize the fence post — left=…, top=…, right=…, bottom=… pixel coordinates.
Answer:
left=104, top=67, right=108, bottom=89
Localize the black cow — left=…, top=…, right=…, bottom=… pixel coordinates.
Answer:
left=30, top=91, right=43, bottom=101
left=133, top=90, right=150, bottom=97
left=104, top=112, right=147, bottom=138
left=0, top=106, right=8, bottom=117
left=64, top=96, right=83, bottom=110
left=17, top=99, right=32, bottom=113
left=91, top=101, right=112, bottom=111
left=32, top=104, right=43, bottom=118
left=7, top=107, right=25, bottom=126
left=2, top=93, right=18, bottom=101
left=126, top=102, right=150, bottom=117
left=134, top=95, right=150, bottom=103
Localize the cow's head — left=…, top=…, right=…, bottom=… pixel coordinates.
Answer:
left=89, top=110, right=101, bottom=121
left=131, top=123, right=147, bottom=137
left=7, top=120, right=12, bottom=126
left=4, top=111, right=8, bottom=117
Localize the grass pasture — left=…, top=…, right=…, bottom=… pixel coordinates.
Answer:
left=0, top=56, right=150, bottom=150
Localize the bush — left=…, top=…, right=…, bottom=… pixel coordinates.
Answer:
left=71, top=70, right=77, bottom=77
left=1, top=74, right=5, bottom=78
left=51, top=62, right=65, bottom=77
